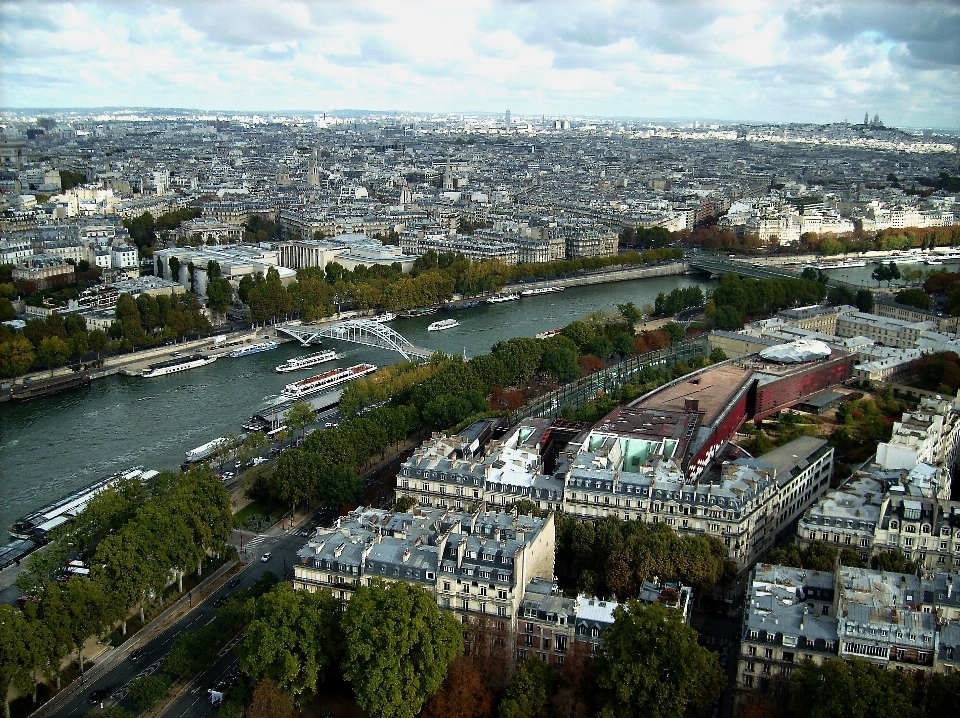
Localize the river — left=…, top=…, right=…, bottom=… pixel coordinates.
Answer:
left=0, top=272, right=711, bottom=543
left=822, top=259, right=960, bottom=286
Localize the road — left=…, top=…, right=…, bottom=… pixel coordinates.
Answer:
left=44, top=508, right=336, bottom=718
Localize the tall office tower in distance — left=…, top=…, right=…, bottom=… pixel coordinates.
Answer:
left=505, top=109, right=511, bottom=127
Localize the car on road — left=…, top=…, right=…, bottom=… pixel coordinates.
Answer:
left=260, top=552, right=271, bottom=562
left=213, top=596, right=230, bottom=607
left=128, top=647, right=146, bottom=662
left=88, top=687, right=113, bottom=704
left=228, top=577, right=242, bottom=588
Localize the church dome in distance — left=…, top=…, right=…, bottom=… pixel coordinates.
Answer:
left=758, top=339, right=832, bottom=364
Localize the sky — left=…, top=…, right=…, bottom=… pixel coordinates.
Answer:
left=1, top=0, right=958, bottom=129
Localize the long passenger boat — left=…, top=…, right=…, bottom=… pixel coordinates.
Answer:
left=275, top=350, right=339, bottom=373
left=280, top=363, right=377, bottom=400
left=141, top=354, right=218, bottom=377
left=9, top=467, right=159, bottom=543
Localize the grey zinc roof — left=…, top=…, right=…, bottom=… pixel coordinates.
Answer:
left=745, top=565, right=838, bottom=645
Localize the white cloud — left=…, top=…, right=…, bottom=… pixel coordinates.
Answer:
left=0, top=0, right=956, bottom=127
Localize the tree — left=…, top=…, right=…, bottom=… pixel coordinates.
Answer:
left=128, top=674, right=171, bottom=712
left=854, top=289, right=874, bottom=313
left=237, top=584, right=342, bottom=704
left=247, top=679, right=294, bottom=718
left=35, top=336, right=69, bottom=369
left=895, top=288, right=932, bottom=310
left=541, top=346, right=580, bottom=382
left=206, top=277, right=233, bottom=318
left=788, top=657, right=917, bottom=718
left=317, top=464, right=364, bottom=512
left=663, top=322, right=686, bottom=344
left=594, top=602, right=724, bottom=718
left=0, top=606, right=32, bottom=718
left=419, top=654, right=496, bottom=718
left=0, top=335, right=35, bottom=377
left=284, top=401, right=315, bottom=445
left=60, top=577, right=115, bottom=683
left=342, top=580, right=464, bottom=718
left=498, top=654, right=557, bottom=718
left=617, top=302, right=642, bottom=325
left=164, top=625, right=223, bottom=679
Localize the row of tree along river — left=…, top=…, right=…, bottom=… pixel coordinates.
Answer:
left=0, top=273, right=710, bottom=545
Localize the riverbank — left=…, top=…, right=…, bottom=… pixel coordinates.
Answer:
left=2, top=260, right=691, bottom=401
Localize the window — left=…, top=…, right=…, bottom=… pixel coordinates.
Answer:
left=746, top=662, right=755, bottom=672
left=744, top=676, right=754, bottom=688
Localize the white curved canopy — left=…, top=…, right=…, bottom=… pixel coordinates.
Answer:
left=759, top=339, right=832, bottom=363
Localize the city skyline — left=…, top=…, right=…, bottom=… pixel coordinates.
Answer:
left=1, top=0, right=959, bottom=130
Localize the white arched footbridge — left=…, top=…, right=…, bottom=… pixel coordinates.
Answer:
left=276, top=319, right=434, bottom=361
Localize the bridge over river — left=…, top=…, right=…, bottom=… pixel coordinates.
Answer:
left=687, top=256, right=859, bottom=291
left=275, top=319, right=434, bottom=361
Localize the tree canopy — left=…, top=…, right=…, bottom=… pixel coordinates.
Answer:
left=341, top=580, right=464, bottom=718
left=594, top=601, right=725, bottom=718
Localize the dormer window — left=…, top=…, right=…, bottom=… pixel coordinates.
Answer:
left=890, top=521, right=899, bottom=530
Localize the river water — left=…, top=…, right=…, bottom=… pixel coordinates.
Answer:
left=822, top=260, right=960, bottom=286
left=0, top=273, right=711, bottom=543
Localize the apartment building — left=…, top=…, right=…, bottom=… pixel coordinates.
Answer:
left=399, top=415, right=833, bottom=573
left=835, top=309, right=934, bottom=349
left=516, top=576, right=693, bottom=667
left=799, top=462, right=960, bottom=574
left=396, top=419, right=568, bottom=514
left=777, top=306, right=841, bottom=335
left=874, top=298, right=960, bottom=334
left=737, top=564, right=959, bottom=705
left=736, top=564, right=838, bottom=695
left=875, top=395, right=960, bottom=481
left=293, top=505, right=555, bottom=630
left=561, top=432, right=833, bottom=571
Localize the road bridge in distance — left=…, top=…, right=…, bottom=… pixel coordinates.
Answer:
left=276, top=319, right=434, bottom=361
left=687, top=256, right=859, bottom=291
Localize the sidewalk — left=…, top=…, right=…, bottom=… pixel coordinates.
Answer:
left=29, top=560, right=239, bottom=718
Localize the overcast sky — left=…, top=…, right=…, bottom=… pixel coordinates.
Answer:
left=1, top=0, right=958, bottom=128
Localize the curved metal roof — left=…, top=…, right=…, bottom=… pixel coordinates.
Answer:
left=758, top=339, right=832, bottom=364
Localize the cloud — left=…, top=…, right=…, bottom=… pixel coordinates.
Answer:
left=0, top=0, right=957, bottom=128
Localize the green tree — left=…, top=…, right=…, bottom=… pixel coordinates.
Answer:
left=60, top=577, right=115, bottom=683
left=854, top=289, right=874, bottom=313
left=206, top=277, right=233, bottom=318
left=237, top=583, right=343, bottom=704
left=285, top=401, right=315, bottom=445
left=662, top=322, right=686, bottom=344
left=788, top=657, right=917, bottom=718
left=317, top=464, right=363, bottom=509
left=35, top=336, right=69, bottom=369
left=164, top=625, right=224, bottom=679
left=541, top=346, right=580, bottom=382
left=895, top=287, right=932, bottom=310
left=342, top=580, right=464, bottom=718
left=128, top=674, right=172, bottom=712
left=0, top=606, right=33, bottom=718
left=594, top=602, right=724, bottom=718
left=0, top=335, right=35, bottom=377
left=498, top=655, right=557, bottom=718
left=617, top=302, right=642, bottom=325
